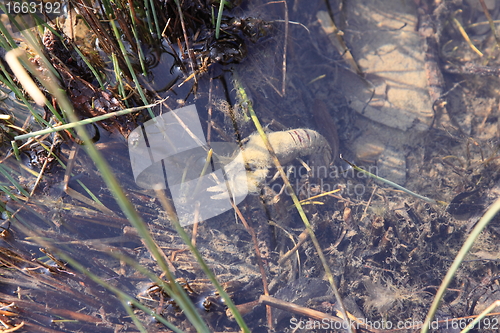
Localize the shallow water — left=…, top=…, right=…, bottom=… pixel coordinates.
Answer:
left=2, top=0, right=500, bottom=332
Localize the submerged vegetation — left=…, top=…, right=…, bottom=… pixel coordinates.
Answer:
left=0, top=0, right=499, bottom=332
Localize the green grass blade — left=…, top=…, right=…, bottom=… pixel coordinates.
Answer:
left=53, top=251, right=186, bottom=333
left=0, top=60, right=53, bottom=128
left=29, top=43, right=210, bottom=331
left=156, top=191, right=251, bottom=333
left=126, top=4, right=148, bottom=76
left=108, top=16, right=155, bottom=119
left=148, top=0, right=161, bottom=39
left=121, top=299, right=148, bottom=333
left=233, top=71, right=354, bottom=333
left=460, top=300, right=500, bottom=333
left=71, top=45, right=106, bottom=90
left=111, top=52, right=129, bottom=106
left=341, top=157, right=444, bottom=205
left=0, top=164, right=30, bottom=197
left=420, top=197, right=500, bottom=333
left=14, top=101, right=162, bottom=140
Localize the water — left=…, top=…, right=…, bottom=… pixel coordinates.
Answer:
left=2, top=0, right=500, bottom=331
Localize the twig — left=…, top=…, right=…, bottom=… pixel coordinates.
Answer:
left=316, top=11, right=362, bottom=75
left=278, top=228, right=309, bottom=265
left=174, top=0, right=198, bottom=83
left=230, top=201, right=273, bottom=331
